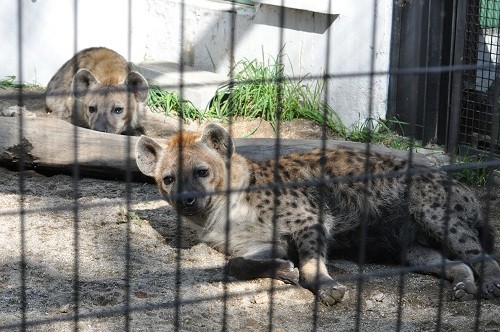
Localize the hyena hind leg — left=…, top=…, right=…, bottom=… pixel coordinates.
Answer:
left=406, top=244, right=477, bottom=301
left=227, top=257, right=300, bottom=285
left=227, top=245, right=300, bottom=285
left=420, top=213, right=500, bottom=299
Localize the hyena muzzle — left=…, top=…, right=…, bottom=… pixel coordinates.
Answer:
left=136, top=123, right=500, bottom=305
left=45, top=47, right=149, bottom=135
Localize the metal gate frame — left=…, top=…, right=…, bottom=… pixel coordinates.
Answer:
left=388, top=0, right=455, bottom=146
left=449, top=0, right=500, bottom=157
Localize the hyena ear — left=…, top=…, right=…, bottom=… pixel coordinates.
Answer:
left=72, top=69, right=97, bottom=100
left=201, top=123, right=234, bottom=159
left=135, top=135, right=163, bottom=177
left=126, top=71, right=149, bottom=102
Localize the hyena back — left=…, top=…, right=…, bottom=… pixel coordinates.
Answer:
left=46, top=47, right=148, bottom=135
left=136, top=123, right=500, bottom=305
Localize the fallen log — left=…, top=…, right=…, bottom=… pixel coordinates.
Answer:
left=0, top=117, right=431, bottom=179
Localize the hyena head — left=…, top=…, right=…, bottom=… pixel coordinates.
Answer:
left=136, top=124, right=234, bottom=224
left=72, top=68, right=148, bottom=135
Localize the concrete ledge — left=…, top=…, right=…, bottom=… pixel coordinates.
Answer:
left=137, top=61, right=229, bottom=111
left=164, top=0, right=255, bottom=14
left=253, top=0, right=341, bottom=15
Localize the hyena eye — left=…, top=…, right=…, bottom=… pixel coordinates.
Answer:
left=113, top=107, right=124, bottom=114
left=88, top=106, right=97, bottom=113
left=163, top=176, right=175, bottom=185
left=196, top=169, right=209, bottom=178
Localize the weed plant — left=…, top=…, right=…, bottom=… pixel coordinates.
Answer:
left=345, top=117, right=421, bottom=150
left=452, top=154, right=490, bottom=186
left=0, top=76, right=19, bottom=89
left=207, top=54, right=345, bottom=133
left=0, top=75, right=42, bottom=89
left=147, top=85, right=203, bottom=121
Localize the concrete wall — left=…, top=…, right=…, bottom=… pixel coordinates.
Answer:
left=1, top=0, right=148, bottom=85
left=1, top=0, right=393, bottom=127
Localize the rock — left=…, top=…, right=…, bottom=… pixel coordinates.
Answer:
left=365, top=299, right=375, bottom=310
left=251, top=292, right=269, bottom=304
left=58, top=303, right=71, bottom=313
left=134, top=291, right=148, bottom=299
left=372, top=292, right=385, bottom=302
left=413, top=147, right=445, bottom=156
left=1, top=105, right=36, bottom=118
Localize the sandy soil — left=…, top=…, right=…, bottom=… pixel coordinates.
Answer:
left=1, top=88, right=500, bottom=331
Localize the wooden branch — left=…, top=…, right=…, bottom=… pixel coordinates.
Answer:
left=0, top=117, right=431, bottom=178
left=0, top=118, right=145, bottom=177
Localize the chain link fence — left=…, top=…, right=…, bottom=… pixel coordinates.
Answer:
left=1, top=1, right=500, bottom=331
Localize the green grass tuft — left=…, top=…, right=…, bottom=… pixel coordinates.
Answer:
left=0, top=76, right=17, bottom=89
left=207, top=54, right=345, bottom=133
left=0, top=75, right=42, bottom=89
left=147, top=85, right=204, bottom=121
left=345, top=117, right=421, bottom=150
left=452, top=154, right=490, bottom=186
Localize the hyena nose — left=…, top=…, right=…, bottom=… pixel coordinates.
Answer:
left=183, top=197, right=196, bottom=207
left=93, top=114, right=109, bottom=132
left=94, top=125, right=108, bottom=132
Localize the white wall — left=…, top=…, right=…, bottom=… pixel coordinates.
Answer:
left=0, top=0, right=148, bottom=85
left=0, top=0, right=393, bottom=127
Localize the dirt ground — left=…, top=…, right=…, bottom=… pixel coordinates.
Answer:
left=1, top=88, right=500, bottom=331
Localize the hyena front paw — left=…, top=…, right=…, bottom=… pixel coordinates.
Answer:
left=302, top=277, right=346, bottom=306
left=452, top=281, right=477, bottom=301
left=317, top=281, right=346, bottom=306
left=481, top=279, right=500, bottom=299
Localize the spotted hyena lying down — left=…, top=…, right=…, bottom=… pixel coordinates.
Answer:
left=135, top=123, right=500, bottom=305
left=46, top=47, right=149, bottom=135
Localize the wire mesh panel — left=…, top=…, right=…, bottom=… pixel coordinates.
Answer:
left=1, top=1, right=500, bottom=332
left=458, top=0, right=500, bottom=156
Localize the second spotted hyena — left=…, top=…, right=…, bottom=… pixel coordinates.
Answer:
left=136, top=123, right=500, bottom=305
left=46, top=47, right=149, bottom=135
